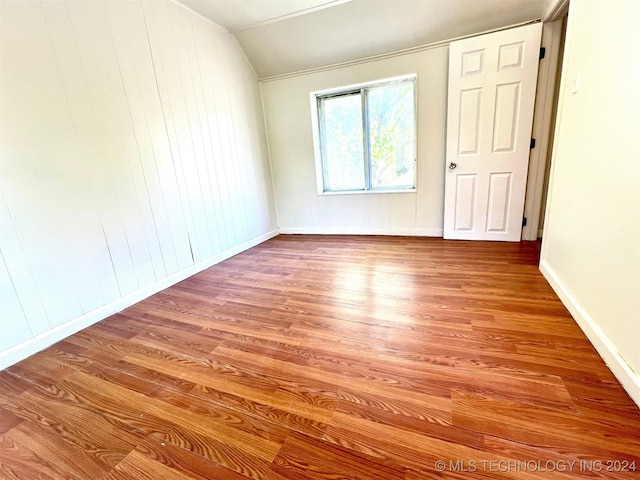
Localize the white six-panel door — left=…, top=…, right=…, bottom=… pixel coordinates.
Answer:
left=444, top=23, right=542, bottom=241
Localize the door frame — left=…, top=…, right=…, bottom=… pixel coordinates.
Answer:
left=521, top=0, right=569, bottom=240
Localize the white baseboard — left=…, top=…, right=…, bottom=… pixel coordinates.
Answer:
left=0, top=229, right=279, bottom=371
left=279, top=227, right=444, bottom=237
left=540, top=259, right=640, bottom=408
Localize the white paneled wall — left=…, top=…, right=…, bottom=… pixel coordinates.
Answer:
left=261, top=48, right=448, bottom=235
left=0, top=0, right=277, bottom=367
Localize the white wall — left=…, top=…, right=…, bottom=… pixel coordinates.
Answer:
left=0, top=0, right=277, bottom=369
left=261, top=47, right=448, bottom=235
left=540, top=0, right=640, bottom=405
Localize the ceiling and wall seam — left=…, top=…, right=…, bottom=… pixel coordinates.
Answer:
left=258, top=19, right=541, bottom=83
left=171, top=0, right=229, bottom=32
left=231, top=0, right=352, bottom=33
left=178, top=0, right=553, bottom=78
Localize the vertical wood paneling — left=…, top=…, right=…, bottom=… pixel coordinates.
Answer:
left=165, top=2, right=214, bottom=262
left=102, top=2, right=170, bottom=282
left=415, top=49, right=447, bottom=230
left=0, top=0, right=276, bottom=364
left=246, top=78, right=277, bottom=235
left=210, top=30, right=247, bottom=247
left=106, top=1, right=182, bottom=277
left=82, top=1, right=159, bottom=289
left=89, top=6, right=164, bottom=290
left=178, top=6, right=223, bottom=258
left=229, top=46, right=264, bottom=239
left=0, top=1, right=84, bottom=326
left=183, top=10, right=226, bottom=255
left=0, top=189, right=50, bottom=336
left=0, top=249, right=31, bottom=351
left=143, top=0, right=207, bottom=264
left=225, top=46, right=255, bottom=241
left=204, top=27, right=241, bottom=247
left=43, top=1, right=133, bottom=305
left=191, top=17, right=232, bottom=251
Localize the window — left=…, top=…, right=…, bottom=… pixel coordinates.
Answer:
left=311, top=75, right=416, bottom=194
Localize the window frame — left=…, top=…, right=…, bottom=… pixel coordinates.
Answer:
left=310, top=74, right=418, bottom=195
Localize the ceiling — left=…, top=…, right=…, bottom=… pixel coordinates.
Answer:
left=179, top=0, right=350, bottom=31
left=179, top=0, right=553, bottom=79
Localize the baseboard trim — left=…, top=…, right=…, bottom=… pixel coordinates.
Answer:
left=0, top=229, right=279, bottom=371
left=540, top=259, right=640, bottom=408
left=279, top=227, right=444, bottom=237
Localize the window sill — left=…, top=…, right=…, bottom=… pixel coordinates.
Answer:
left=318, top=189, right=417, bottom=196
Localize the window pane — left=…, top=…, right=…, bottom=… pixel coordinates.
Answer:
left=322, top=94, right=365, bottom=191
left=368, top=82, right=415, bottom=189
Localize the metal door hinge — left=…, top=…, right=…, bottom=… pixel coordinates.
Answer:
left=539, top=47, right=546, bottom=60
left=530, top=138, right=536, bottom=149
left=522, top=217, right=528, bottom=227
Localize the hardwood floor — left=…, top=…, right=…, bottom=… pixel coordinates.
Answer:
left=1, top=235, right=638, bottom=479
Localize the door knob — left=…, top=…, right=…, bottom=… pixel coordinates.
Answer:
left=448, top=162, right=457, bottom=169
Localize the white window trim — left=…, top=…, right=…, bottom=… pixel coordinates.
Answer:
left=309, top=74, right=418, bottom=196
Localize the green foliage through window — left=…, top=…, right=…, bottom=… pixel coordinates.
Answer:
left=316, top=76, right=416, bottom=193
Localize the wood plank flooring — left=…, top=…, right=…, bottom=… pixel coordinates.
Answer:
left=1, top=235, right=639, bottom=479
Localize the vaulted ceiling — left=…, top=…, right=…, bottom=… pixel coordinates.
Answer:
left=179, top=0, right=553, bottom=78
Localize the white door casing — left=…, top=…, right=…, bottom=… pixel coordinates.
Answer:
left=444, top=23, right=542, bottom=241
